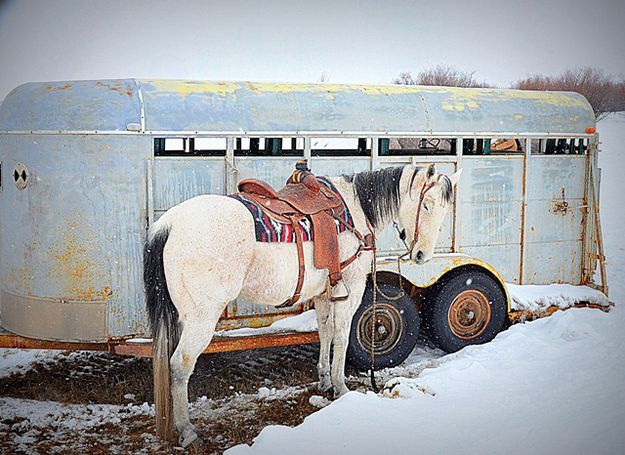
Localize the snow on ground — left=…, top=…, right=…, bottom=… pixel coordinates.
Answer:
left=231, top=307, right=625, bottom=455
left=507, top=283, right=610, bottom=312
left=0, top=349, right=115, bottom=379
left=0, top=398, right=153, bottom=438
left=226, top=113, right=625, bottom=454
left=0, top=397, right=158, bottom=453
left=0, top=348, right=64, bottom=378
left=216, top=309, right=318, bottom=337
left=596, top=112, right=625, bottom=301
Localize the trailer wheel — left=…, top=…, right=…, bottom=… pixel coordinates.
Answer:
left=347, top=281, right=420, bottom=371
left=424, top=268, right=507, bottom=353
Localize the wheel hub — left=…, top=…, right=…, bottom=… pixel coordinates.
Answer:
left=357, top=303, right=404, bottom=355
left=447, top=289, right=491, bottom=340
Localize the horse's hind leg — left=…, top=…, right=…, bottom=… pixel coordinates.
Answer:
left=170, top=303, right=227, bottom=447
left=315, top=296, right=334, bottom=392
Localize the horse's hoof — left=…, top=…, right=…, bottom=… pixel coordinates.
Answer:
left=179, top=429, right=200, bottom=448
left=318, top=379, right=332, bottom=393
left=188, top=436, right=204, bottom=452
left=333, top=386, right=349, bottom=399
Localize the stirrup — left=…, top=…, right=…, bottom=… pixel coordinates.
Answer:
left=329, top=279, right=350, bottom=302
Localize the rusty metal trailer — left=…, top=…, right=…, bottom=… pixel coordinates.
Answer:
left=0, top=79, right=607, bottom=357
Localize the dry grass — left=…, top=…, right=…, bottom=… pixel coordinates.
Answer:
left=0, top=353, right=153, bottom=405
left=192, top=387, right=324, bottom=454
left=0, top=344, right=324, bottom=405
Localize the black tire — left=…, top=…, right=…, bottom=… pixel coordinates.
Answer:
left=347, top=281, right=420, bottom=371
left=423, top=267, right=507, bottom=353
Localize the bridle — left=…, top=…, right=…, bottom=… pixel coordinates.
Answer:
left=376, top=172, right=441, bottom=300
left=399, top=174, right=440, bottom=260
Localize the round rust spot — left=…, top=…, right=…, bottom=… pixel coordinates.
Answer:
left=447, top=289, right=491, bottom=340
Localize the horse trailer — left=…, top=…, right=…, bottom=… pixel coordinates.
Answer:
left=0, top=79, right=608, bottom=364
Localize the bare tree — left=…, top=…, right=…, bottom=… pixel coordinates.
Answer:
left=616, top=80, right=625, bottom=112
left=393, top=65, right=491, bottom=88
left=514, top=67, right=616, bottom=120
left=393, top=71, right=417, bottom=85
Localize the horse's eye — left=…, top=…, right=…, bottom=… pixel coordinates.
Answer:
left=423, top=202, right=429, bottom=212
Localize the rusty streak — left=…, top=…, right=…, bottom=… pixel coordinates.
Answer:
left=519, top=145, right=528, bottom=283
left=508, top=302, right=611, bottom=323
left=0, top=330, right=320, bottom=358
left=0, top=330, right=110, bottom=351
left=112, top=332, right=321, bottom=357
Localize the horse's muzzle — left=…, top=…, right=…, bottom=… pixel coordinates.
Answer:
left=414, top=250, right=425, bottom=264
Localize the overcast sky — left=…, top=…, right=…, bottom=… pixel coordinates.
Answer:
left=0, top=0, right=624, bottom=101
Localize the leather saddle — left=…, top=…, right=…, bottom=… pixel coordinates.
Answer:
left=237, top=164, right=348, bottom=306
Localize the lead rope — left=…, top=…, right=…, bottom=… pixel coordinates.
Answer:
left=368, top=218, right=416, bottom=391
left=369, top=252, right=379, bottom=393
left=369, top=248, right=406, bottom=393
left=368, top=177, right=437, bottom=392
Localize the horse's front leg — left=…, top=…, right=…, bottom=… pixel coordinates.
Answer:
left=314, top=296, right=334, bottom=392
left=330, top=277, right=367, bottom=398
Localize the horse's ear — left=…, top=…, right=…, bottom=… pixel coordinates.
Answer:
left=426, top=163, right=436, bottom=179
left=449, top=168, right=463, bottom=187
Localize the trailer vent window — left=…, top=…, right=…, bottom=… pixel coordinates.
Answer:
left=280, top=137, right=305, bottom=156
left=235, top=138, right=260, bottom=156
left=154, top=138, right=227, bottom=156
left=154, top=138, right=186, bottom=156
left=234, top=137, right=303, bottom=157
left=190, top=138, right=227, bottom=156
left=462, top=138, right=525, bottom=155
left=311, top=138, right=370, bottom=157
left=531, top=138, right=588, bottom=155
left=165, top=138, right=185, bottom=152
left=379, top=138, right=456, bottom=156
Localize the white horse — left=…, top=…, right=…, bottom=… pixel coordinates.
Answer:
left=144, top=163, right=461, bottom=447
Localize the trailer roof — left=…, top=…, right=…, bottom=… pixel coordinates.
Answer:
left=0, top=79, right=596, bottom=135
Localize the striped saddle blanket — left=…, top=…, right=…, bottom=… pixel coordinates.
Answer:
left=229, top=177, right=354, bottom=243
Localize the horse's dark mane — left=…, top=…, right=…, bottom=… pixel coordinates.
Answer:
left=343, top=165, right=454, bottom=228
left=345, top=166, right=420, bottom=229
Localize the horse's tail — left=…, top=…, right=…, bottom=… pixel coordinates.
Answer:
left=144, top=216, right=181, bottom=350
left=144, top=216, right=179, bottom=441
